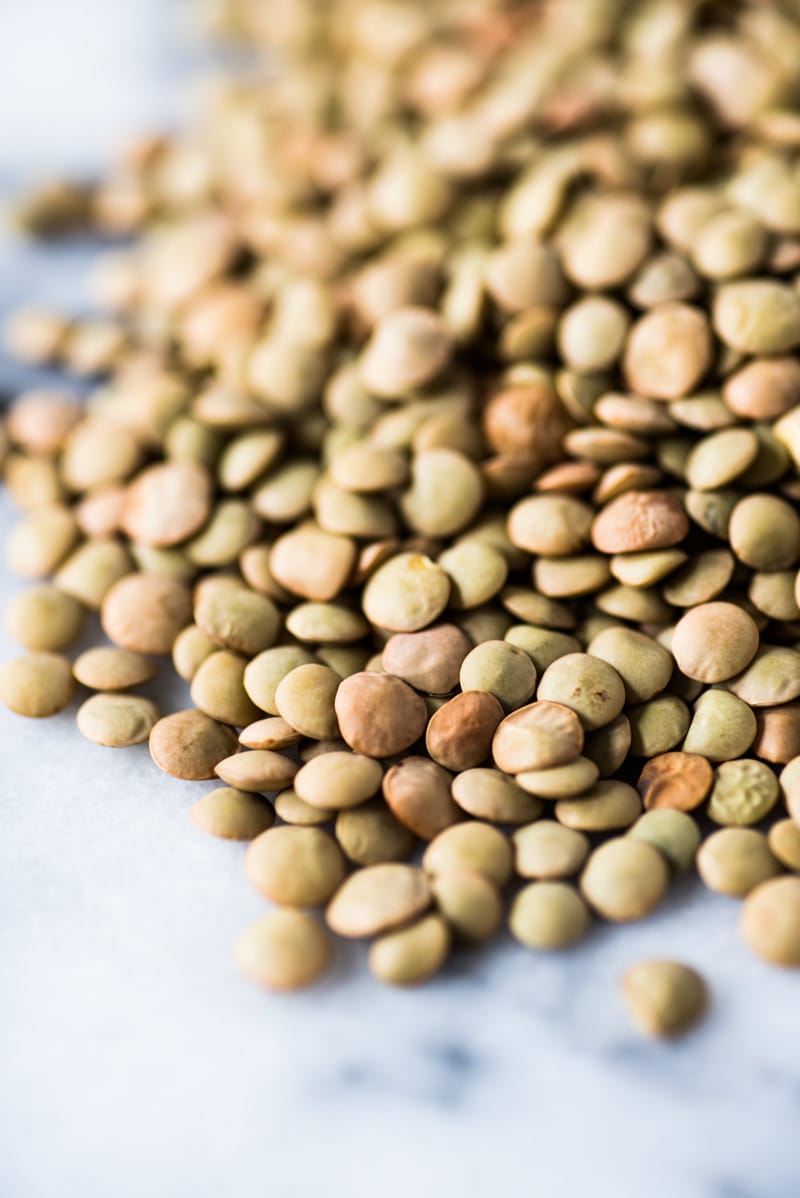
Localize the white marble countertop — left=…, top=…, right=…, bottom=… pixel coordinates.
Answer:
left=2, top=5, right=800, bottom=1197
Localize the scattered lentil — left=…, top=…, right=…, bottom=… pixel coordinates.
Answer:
left=621, top=961, right=707, bottom=1038
left=234, top=911, right=330, bottom=992
left=5, top=585, right=84, bottom=651
left=0, top=652, right=75, bottom=718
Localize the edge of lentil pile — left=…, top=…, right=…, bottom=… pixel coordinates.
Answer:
left=3, top=0, right=800, bottom=1031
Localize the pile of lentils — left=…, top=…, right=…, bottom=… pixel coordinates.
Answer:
left=5, top=0, right=800, bottom=1036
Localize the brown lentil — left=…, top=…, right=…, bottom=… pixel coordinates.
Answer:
left=238, top=717, right=302, bottom=752
left=245, top=826, right=346, bottom=908
left=425, top=690, right=503, bottom=771
left=101, top=573, right=192, bottom=656
left=581, top=838, right=669, bottom=923
left=768, top=820, right=800, bottom=873
left=423, top=821, right=512, bottom=888
left=556, top=780, right=643, bottom=833
left=637, top=753, right=713, bottom=812
left=452, top=768, right=542, bottom=824
left=149, top=710, right=239, bottom=780
left=190, top=651, right=261, bottom=727
left=510, top=882, right=591, bottom=951
left=493, top=700, right=584, bottom=774
left=294, top=751, right=383, bottom=811
left=621, top=961, right=708, bottom=1039
left=335, top=671, right=428, bottom=758
left=382, top=756, right=461, bottom=841
left=381, top=624, right=470, bottom=695
left=76, top=692, right=160, bottom=747
left=121, top=460, right=212, bottom=547
left=234, top=911, right=330, bottom=992
left=326, top=863, right=432, bottom=938
left=627, top=809, right=701, bottom=874
left=191, top=787, right=275, bottom=841
left=514, top=821, right=591, bottom=881
left=741, top=878, right=800, bottom=967
left=5, top=585, right=84, bottom=652
left=0, top=652, right=76, bottom=718
left=431, top=868, right=503, bottom=943
left=73, top=646, right=156, bottom=691
left=335, top=801, right=415, bottom=867
left=368, top=914, right=449, bottom=987
left=697, top=828, right=781, bottom=898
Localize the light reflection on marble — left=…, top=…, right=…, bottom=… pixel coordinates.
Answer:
left=1, top=3, right=800, bottom=1197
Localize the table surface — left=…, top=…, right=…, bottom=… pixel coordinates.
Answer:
left=2, top=5, right=800, bottom=1197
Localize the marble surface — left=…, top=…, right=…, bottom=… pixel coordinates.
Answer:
left=2, top=5, right=800, bottom=1197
